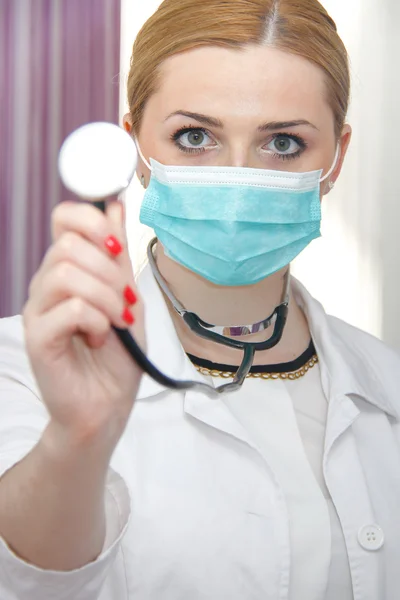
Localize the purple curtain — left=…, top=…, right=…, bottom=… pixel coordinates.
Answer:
left=0, top=0, right=121, bottom=317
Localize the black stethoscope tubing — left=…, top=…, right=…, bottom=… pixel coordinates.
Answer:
left=94, top=201, right=289, bottom=397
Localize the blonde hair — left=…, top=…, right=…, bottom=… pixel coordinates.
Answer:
left=127, top=0, right=350, bottom=138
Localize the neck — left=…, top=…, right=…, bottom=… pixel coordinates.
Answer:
left=156, top=244, right=311, bottom=366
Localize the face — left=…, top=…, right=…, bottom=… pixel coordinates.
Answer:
left=125, top=44, right=351, bottom=195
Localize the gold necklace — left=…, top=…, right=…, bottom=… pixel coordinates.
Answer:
left=194, top=354, right=319, bottom=380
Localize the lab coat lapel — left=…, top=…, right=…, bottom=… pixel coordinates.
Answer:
left=292, top=279, right=398, bottom=599
left=324, top=394, right=360, bottom=456
left=183, top=386, right=258, bottom=449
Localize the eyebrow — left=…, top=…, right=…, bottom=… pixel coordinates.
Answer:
left=258, top=120, right=319, bottom=132
left=165, top=110, right=224, bottom=128
left=165, top=111, right=319, bottom=132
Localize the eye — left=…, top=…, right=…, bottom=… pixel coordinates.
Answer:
left=263, top=134, right=306, bottom=160
left=182, top=130, right=208, bottom=147
left=172, top=127, right=216, bottom=153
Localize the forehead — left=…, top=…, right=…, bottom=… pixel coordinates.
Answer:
left=148, top=44, right=332, bottom=127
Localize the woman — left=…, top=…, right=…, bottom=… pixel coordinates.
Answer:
left=1, top=0, right=399, bottom=599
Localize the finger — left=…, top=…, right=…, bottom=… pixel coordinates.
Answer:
left=106, top=201, right=135, bottom=279
left=25, top=297, right=111, bottom=359
left=37, top=231, right=122, bottom=290
left=106, top=202, right=143, bottom=315
left=29, top=262, right=133, bottom=329
left=85, top=331, right=110, bottom=350
left=51, top=201, right=125, bottom=257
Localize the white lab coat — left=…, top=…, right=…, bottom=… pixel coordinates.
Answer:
left=1, top=265, right=400, bottom=600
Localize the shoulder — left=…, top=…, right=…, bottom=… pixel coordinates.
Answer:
left=327, top=313, right=400, bottom=367
left=0, top=315, right=39, bottom=396
left=0, top=314, right=24, bottom=346
left=0, top=316, right=47, bottom=477
left=0, top=314, right=26, bottom=360
left=293, top=277, right=400, bottom=369
left=320, top=309, right=400, bottom=417
left=325, top=314, right=400, bottom=421
left=293, top=278, right=400, bottom=413
left=326, top=315, right=400, bottom=363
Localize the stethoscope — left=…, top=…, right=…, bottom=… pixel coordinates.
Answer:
left=58, top=122, right=290, bottom=397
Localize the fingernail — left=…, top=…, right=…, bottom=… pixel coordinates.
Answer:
left=124, top=285, right=137, bottom=305
left=122, top=307, right=135, bottom=325
left=104, top=235, right=123, bottom=256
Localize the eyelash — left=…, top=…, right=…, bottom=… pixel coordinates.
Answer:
left=171, top=126, right=210, bottom=154
left=170, top=126, right=308, bottom=160
left=270, top=133, right=308, bottom=162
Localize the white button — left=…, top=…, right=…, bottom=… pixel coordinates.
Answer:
left=357, top=524, right=384, bottom=551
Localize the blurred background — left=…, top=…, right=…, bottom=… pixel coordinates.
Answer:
left=1, top=0, right=400, bottom=352
left=0, top=0, right=121, bottom=316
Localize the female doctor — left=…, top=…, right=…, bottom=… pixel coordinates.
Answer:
left=1, top=0, right=400, bottom=599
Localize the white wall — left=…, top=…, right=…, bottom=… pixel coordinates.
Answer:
left=120, top=0, right=400, bottom=350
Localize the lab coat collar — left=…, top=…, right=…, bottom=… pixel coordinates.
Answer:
left=292, top=278, right=399, bottom=420
left=136, top=265, right=399, bottom=420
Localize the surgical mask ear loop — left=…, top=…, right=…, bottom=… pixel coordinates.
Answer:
left=319, top=144, right=340, bottom=183
left=135, top=139, right=152, bottom=171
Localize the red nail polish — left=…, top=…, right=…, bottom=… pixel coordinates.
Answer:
left=104, top=235, right=122, bottom=256
left=124, top=285, right=137, bottom=305
left=122, top=307, right=135, bottom=325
